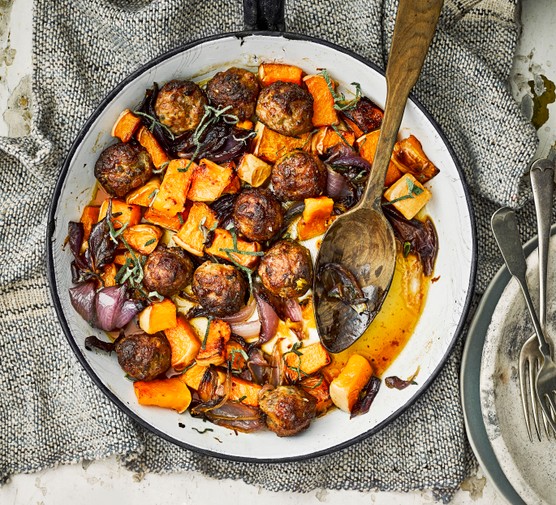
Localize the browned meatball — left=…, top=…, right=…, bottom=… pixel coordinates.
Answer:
left=114, top=331, right=171, bottom=381
left=192, top=261, right=247, bottom=317
left=206, top=67, right=260, bottom=121
left=94, top=142, right=153, bottom=198
left=233, top=188, right=284, bottom=242
left=143, top=247, right=194, bottom=297
left=154, top=80, right=208, bottom=135
left=256, top=81, right=313, bottom=137
left=258, top=239, right=312, bottom=298
left=271, top=151, right=327, bottom=202
left=259, top=385, right=317, bottom=437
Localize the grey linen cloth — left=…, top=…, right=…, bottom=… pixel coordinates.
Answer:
left=0, top=0, right=545, bottom=502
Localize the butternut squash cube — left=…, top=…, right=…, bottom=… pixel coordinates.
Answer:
left=143, top=207, right=184, bottom=232
left=258, top=62, right=303, bottom=86
left=133, top=375, right=191, bottom=413
left=222, top=174, right=241, bottom=194
left=80, top=205, right=100, bottom=242
left=383, top=173, right=431, bottom=220
left=297, top=196, right=334, bottom=240
left=204, top=228, right=262, bottom=269
left=164, top=315, right=201, bottom=371
left=329, top=354, right=373, bottom=413
left=138, top=299, right=177, bottom=334
left=152, top=159, right=196, bottom=216
left=252, top=122, right=311, bottom=163
left=174, top=202, right=218, bottom=256
left=284, top=342, right=331, bottom=382
left=229, top=377, right=262, bottom=407
left=100, top=263, right=118, bottom=287
left=187, top=158, right=233, bottom=202
left=98, top=199, right=142, bottom=229
left=137, top=126, right=169, bottom=168
left=195, top=319, right=231, bottom=367
left=300, top=374, right=333, bottom=415
left=125, top=178, right=161, bottom=207
left=122, top=224, right=162, bottom=255
left=183, top=364, right=209, bottom=391
left=111, top=109, right=142, bottom=143
left=357, top=130, right=403, bottom=187
left=303, top=74, right=338, bottom=127
left=237, top=153, right=272, bottom=187
left=311, top=126, right=355, bottom=155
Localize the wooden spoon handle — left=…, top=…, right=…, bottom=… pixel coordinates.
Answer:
left=362, top=0, right=443, bottom=208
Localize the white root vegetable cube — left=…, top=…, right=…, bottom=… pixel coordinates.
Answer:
left=237, top=153, right=272, bottom=187
left=383, top=173, right=431, bottom=220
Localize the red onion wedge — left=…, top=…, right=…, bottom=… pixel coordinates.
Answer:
left=255, top=292, right=279, bottom=345
left=230, top=319, right=261, bottom=339
left=221, top=297, right=257, bottom=323
left=326, top=167, right=352, bottom=200
left=284, top=298, right=303, bottom=322
left=69, top=281, right=97, bottom=326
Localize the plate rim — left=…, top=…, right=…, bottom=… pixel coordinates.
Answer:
left=461, top=224, right=556, bottom=504
left=46, top=30, right=477, bottom=462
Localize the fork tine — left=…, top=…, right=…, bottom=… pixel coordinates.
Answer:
left=541, top=392, right=556, bottom=434
left=520, top=358, right=534, bottom=442
left=529, top=357, right=543, bottom=441
left=542, top=410, right=555, bottom=439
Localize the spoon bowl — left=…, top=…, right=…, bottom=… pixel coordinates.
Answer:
left=314, top=207, right=395, bottom=353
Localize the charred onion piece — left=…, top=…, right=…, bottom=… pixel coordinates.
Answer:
left=383, top=206, right=438, bottom=277
left=85, top=335, right=116, bottom=353
left=318, top=262, right=368, bottom=315
left=350, top=376, right=381, bottom=418
left=384, top=375, right=418, bottom=390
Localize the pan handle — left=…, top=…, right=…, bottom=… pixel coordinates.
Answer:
left=243, top=0, right=285, bottom=31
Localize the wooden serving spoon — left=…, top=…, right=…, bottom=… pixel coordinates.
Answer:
left=313, top=0, right=444, bottom=353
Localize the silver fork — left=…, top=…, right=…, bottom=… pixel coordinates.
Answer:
left=492, top=207, right=556, bottom=435
left=519, top=159, right=555, bottom=441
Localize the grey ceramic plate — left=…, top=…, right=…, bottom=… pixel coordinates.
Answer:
left=461, top=225, right=556, bottom=505
left=480, top=228, right=556, bottom=505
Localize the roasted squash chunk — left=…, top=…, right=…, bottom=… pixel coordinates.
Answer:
left=196, top=319, right=231, bottom=367
left=329, top=354, right=373, bottom=413
left=174, top=202, right=218, bottom=256
left=187, top=159, right=234, bottom=202
left=134, top=375, right=191, bottom=413
left=125, top=178, right=161, bottom=207
left=122, top=224, right=162, bottom=255
left=138, top=299, right=177, bottom=334
left=136, top=126, right=170, bottom=168
left=152, top=159, right=196, bottom=216
left=164, top=315, right=201, bottom=371
left=297, top=196, right=335, bottom=241
left=98, top=199, right=142, bottom=229
left=258, top=62, right=303, bottom=86
left=112, top=109, right=142, bottom=143
left=237, top=153, right=272, bottom=187
left=383, top=173, right=431, bottom=220
left=284, top=342, right=331, bottom=382
left=252, top=122, right=311, bottom=163
left=204, top=228, right=262, bottom=269
left=392, top=135, right=440, bottom=183
left=304, top=74, right=338, bottom=127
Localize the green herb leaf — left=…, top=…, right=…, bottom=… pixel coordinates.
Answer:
left=134, top=111, right=175, bottom=140
left=144, top=238, right=156, bottom=247
left=403, top=241, right=411, bottom=257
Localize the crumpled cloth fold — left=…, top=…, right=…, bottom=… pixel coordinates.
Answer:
left=0, top=0, right=542, bottom=502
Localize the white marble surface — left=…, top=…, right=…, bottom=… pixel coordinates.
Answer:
left=0, top=0, right=553, bottom=503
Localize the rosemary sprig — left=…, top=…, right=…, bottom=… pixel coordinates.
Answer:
left=201, top=316, right=213, bottom=349
left=319, top=69, right=361, bottom=111
left=282, top=342, right=308, bottom=382
left=134, top=111, right=176, bottom=140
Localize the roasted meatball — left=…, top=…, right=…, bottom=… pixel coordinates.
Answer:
left=206, top=67, right=260, bottom=121
left=271, top=150, right=327, bottom=202
left=143, top=247, right=194, bottom=297
left=233, top=188, right=284, bottom=242
left=258, top=239, right=313, bottom=298
left=192, top=261, right=247, bottom=317
left=259, top=385, right=317, bottom=437
left=94, top=142, right=153, bottom=198
left=114, top=331, right=171, bottom=381
left=154, top=80, right=208, bottom=135
left=256, top=81, right=313, bottom=137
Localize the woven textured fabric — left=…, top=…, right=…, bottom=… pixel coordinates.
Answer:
left=0, top=0, right=546, bottom=502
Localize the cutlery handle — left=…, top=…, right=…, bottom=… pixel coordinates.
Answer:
left=491, top=207, right=551, bottom=355
left=530, top=158, right=555, bottom=328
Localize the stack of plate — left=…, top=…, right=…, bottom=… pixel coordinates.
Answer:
left=462, top=226, right=556, bottom=505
